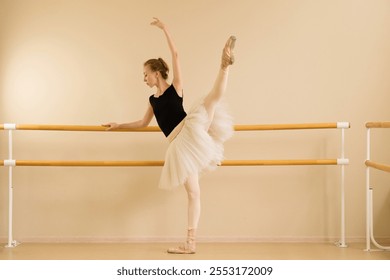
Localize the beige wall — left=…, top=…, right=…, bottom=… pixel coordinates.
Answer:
left=1, top=0, right=389, bottom=243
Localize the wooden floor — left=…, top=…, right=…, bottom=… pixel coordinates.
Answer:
left=1, top=242, right=389, bottom=260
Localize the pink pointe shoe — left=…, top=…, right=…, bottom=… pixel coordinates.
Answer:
left=221, top=36, right=236, bottom=70
left=167, top=229, right=196, bottom=254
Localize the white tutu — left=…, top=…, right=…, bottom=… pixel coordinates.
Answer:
left=158, top=98, right=234, bottom=190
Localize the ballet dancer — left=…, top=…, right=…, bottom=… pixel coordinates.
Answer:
left=103, top=18, right=235, bottom=254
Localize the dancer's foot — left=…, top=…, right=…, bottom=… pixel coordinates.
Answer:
left=221, top=36, right=236, bottom=70
left=167, top=229, right=196, bottom=254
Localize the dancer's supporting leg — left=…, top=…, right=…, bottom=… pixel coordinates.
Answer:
left=185, top=173, right=201, bottom=231
left=167, top=173, right=199, bottom=254
left=204, top=36, right=236, bottom=126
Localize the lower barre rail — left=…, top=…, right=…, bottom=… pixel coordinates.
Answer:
left=365, top=160, right=390, bottom=173
left=1, top=159, right=347, bottom=167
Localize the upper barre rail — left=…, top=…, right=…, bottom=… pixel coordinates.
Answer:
left=1, top=159, right=346, bottom=167
left=0, top=122, right=350, bottom=132
left=365, top=122, right=390, bottom=128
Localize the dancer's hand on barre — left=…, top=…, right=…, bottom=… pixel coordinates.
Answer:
left=102, top=122, right=119, bottom=131
left=150, top=17, right=166, bottom=30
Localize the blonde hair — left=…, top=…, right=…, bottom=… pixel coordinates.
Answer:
left=144, top=58, right=169, bottom=80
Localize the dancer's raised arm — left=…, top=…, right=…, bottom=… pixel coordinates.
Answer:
left=150, top=18, right=183, bottom=95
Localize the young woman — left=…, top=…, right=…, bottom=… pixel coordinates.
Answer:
left=104, top=18, right=235, bottom=254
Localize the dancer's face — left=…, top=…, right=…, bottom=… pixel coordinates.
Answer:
left=143, top=66, right=158, bottom=88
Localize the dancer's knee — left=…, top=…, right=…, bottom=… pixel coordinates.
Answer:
left=184, top=176, right=200, bottom=200
left=186, top=185, right=200, bottom=201
left=204, top=98, right=217, bottom=122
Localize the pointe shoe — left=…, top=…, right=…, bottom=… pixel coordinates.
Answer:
left=167, top=229, right=196, bottom=254
left=221, top=36, right=236, bottom=69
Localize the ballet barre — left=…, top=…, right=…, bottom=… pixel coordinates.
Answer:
left=365, top=122, right=390, bottom=129
left=0, top=122, right=350, bottom=132
left=1, top=122, right=350, bottom=248
left=1, top=159, right=348, bottom=167
left=365, top=121, right=390, bottom=251
left=365, top=160, right=390, bottom=173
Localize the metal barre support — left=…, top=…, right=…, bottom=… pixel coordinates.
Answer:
left=365, top=122, right=390, bottom=251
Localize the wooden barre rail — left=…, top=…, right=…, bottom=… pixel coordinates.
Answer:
left=0, top=123, right=350, bottom=132
left=366, top=122, right=390, bottom=128
left=365, top=160, right=390, bottom=173
left=1, top=159, right=342, bottom=167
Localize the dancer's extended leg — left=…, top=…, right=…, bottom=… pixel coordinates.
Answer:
left=167, top=173, right=199, bottom=254
left=204, top=36, right=236, bottom=126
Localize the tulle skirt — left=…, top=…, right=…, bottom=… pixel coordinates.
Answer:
left=158, top=98, right=234, bottom=190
